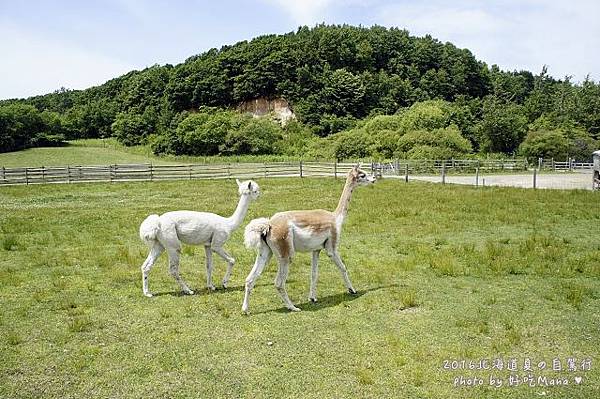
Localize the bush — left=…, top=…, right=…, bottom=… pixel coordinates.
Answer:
left=397, top=126, right=472, bottom=158
left=112, top=112, right=153, bottom=146
left=363, top=114, right=404, bottom=134
left=518, top=130, right=570, bottom=160
left=222, top=117, right=283, bottom=155
left=519, top=128, right=597, bottom=161
left=331, top=129, right=372, bottom=160
left=368, top=129, right=403, bottom=159
left=0, top=103, right=60, bottom=152
left=396, top=100, right=454, bottom=131
left=477, top=97, right=528, bottom=153
left=175, top=111, right=238, bottom=155
left=406, top=145, right=456, bottom=159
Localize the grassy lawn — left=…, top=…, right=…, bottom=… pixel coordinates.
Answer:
left=0, top=139, right=301, bottom=168
left=0, top=177, right=599, bottom=398
left=0, top=140, right=175, bottom=168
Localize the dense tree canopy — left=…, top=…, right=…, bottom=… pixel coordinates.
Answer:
left=1, top=24, right=598, bottom=159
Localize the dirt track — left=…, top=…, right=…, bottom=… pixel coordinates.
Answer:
left=401, top=170, right=595, bottom=190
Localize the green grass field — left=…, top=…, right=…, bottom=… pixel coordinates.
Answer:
left=1, top=177, right=599, bottom=398
left=0, top=139, right=301, bottom=168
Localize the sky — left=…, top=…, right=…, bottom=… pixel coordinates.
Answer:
left=1, top=0, right=599, bottom=100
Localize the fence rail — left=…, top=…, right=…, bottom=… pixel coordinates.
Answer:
left=538, top=157, right=594, bottom=171
left=0, top=158, right=588, bottom=187
left=0, top=162, right=361, bottom=186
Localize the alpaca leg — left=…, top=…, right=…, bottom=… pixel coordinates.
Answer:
left=242, top=244, right=272, bottom=314
left=204, top=245, right=216, bottom=291
left=309, top=250, right=320, bottom=302
left=328, top=251, right=357, bottom=294
left=212, top=246, right=235, bottom=288
left=167, top=247, right=194, bottom=295
left=275, top=257, right=300, bottom=312
left=141, top=242, right=164, bottom=297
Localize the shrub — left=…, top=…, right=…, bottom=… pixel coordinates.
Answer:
left=175, top=110, right=241, bottom=156
left=363, top=114, right=404, bottom=134
left=518, top=130, right=571, bottom=160
left=222, top=117, right=283, bottom=155
left=112, top=112, right=153, bottom=146
left=396, top=100, right=454, bottom=131
left=331, top=129, right=373, bottom=160
left=397, top=126, right=472, bottom=158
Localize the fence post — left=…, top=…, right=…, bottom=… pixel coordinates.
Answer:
left=150, top=163, right=153, bottom=181
left=300, top=161, right=303, bottom=178
left=67, top=165, right=71, bottom=184
left=533, top=168, right=537, bottom=189
left=441, top=162, right=446, bottom=184
left=334, top=160, right=338, bottom=179
left=42, top=166, right=46, bottom=183
left=538, top=157, right=543, bottom=170
left=552, top=158, right=555, bottom=171
left=25, top=168, right=29, bottom=185
left=475, top=167, right=479, bottom=187
left=405, top=163, right=409, bottom=183
left=110, top=165, right=114, bottom=183
left=0, top=166, right=4, bottom=182
left=264, top=163, right=267, bottom=178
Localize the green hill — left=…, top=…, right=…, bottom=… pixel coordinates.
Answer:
left=1, top=25, right=599, bottom=160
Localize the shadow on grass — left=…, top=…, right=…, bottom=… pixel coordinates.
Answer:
left=252, top=284, right=399, bottom=315
left=151, top=283, right=269, bottom=297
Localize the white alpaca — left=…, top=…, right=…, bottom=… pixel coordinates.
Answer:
left=242, top=166, right=375, bottom=313
left=139, top=179, right=260, bottom=297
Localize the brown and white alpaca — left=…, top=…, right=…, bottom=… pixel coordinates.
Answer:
left=241, top=166, right=375, bottom=313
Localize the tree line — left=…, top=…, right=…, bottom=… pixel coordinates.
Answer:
left=1, top=24, right=599, bottom=160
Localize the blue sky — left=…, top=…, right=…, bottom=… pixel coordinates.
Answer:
left=1, top=0, right=599, bottom=100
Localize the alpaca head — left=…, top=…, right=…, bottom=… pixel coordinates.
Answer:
left=349, top=165, right=376, bottom=187
left=236, top=179, right=260, bottom=200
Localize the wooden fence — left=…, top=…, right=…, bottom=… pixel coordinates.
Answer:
left=0, top=162, right=360, bottom=186
left=0, top=158, right=564, bottom=186
left=537, top=158, right=594, bottom=171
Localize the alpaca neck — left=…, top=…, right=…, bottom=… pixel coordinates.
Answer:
left=227, top=194, right=251, bottom=230
left=334, top=177, right=356, bottom=223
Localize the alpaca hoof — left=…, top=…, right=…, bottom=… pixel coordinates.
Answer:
left=289, top=306, right=301, bottom=312
left=222, top=282, right=228, bottom=289
left=348, top=288, right=357, bottom=295
left=144, top=292, right=153, bottom=298
left=309, top=297, right=317, bottom=303
left=186, top=290, right=194, bottom=295
left=207, top=285, right=216, bottom=291
left=242, top=307, right=250, bottom=315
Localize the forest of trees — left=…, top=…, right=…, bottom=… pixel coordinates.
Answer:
left=1, top=24, right=599, bottom=160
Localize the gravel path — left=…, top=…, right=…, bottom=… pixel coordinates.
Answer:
left=397, top=170, right=595, bottom=190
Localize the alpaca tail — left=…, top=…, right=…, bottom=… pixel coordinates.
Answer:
left=139, top=214, right=161, bottom=244
left=244, top=217, right=270, bottom=250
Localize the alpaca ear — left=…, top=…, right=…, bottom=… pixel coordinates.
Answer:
left=247, top=181, right=252, bottom=190
left=236, top=179, right=241, bottom=186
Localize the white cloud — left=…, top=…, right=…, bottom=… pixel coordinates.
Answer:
left=262, top=0, right=336, bottom=25
left=377, top=0, right=600, bottom=81
left=0, top=22, right=136, bottom=100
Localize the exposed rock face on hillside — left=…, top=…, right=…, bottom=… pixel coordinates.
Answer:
left=237, top=97, right=295, bottom=125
